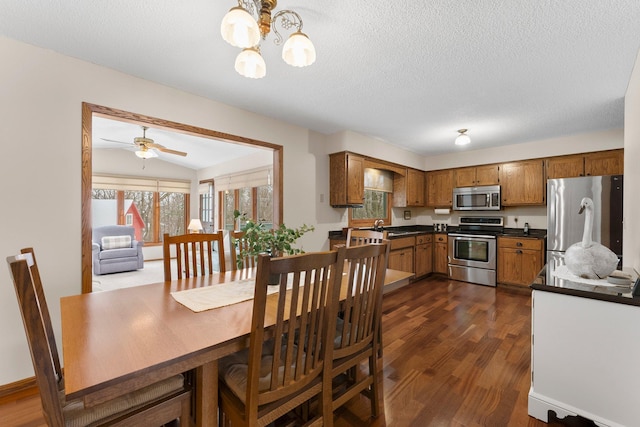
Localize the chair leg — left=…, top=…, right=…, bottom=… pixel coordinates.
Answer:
left=368, top=355, right=380, bottom=418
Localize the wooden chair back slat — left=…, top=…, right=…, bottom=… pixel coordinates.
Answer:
left=163, top=231, right=226, bottom=281
left=7, top=253, right=65, bottom=426
left=346, top=228, right=388, bottom=247
left=247, top=251, right=344, bottom=409
left=229, top=230, right=256, bottom=270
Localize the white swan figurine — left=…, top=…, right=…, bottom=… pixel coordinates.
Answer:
left=565, top=197, right=619, bottom=279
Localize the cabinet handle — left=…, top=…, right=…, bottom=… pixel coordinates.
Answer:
left=516, top=250, right=523, bottom=254
left=516, top=242, right=523, bottom=247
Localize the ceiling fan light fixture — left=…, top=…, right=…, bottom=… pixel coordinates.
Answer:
left=282, top=31, right=316, bottom=67
left=235, top=47, right=266, bottom=78
left=135, top=148, right=158, bottom=159
left=220, top=6, right=260, bottom=48
left=455, top=129, right=471, bottom=146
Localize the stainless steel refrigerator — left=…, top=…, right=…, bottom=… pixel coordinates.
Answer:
left=547, top=175, right=623, bottom=267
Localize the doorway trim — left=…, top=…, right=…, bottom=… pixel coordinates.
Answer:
left=81, top=102, right=284, bottom=293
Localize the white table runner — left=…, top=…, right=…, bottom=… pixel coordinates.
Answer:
left=171, top=278, right=271, bottom=312
left=171, top=275, right=297, bottom=312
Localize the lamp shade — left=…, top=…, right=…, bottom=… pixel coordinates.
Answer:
left=188, top=219, right=203, bottom=233
left=235, top=48, right=266, bottom=78
left=220, top=6, right=260, bottom=48
left=282, top=31, right=316, bottom=67
left=135, top=149, right=158, bottom=159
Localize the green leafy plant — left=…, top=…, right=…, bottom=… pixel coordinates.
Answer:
left=233, top=210, right=315, bottom=265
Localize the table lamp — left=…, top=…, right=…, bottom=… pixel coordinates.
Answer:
left=188, top=219, right=203, bottom=234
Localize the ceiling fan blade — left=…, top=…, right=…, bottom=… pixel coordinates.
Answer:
left=157, top=147, right=188, bottom=157
left=100, top=138, right=134, bottom=145
left=148, top=142, right=187, bottom=157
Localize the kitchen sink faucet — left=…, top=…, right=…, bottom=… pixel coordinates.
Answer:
left=373, top=219, right=384, bottom=231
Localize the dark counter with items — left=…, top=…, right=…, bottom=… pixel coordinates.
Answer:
left=531, top=256, right=640, bottom=307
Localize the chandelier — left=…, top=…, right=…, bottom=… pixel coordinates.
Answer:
left=220, top=0, right=316, bottom=78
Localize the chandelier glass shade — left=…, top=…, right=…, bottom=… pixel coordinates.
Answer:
left=235, top=47, right=267, bottom=79
left=221, top=1, right=316, bottom=78
left=455, top=129, right=471, bottom=146
left=220, top=6, right=260, bottom=48
left=282, top=31, right=316, bottom=67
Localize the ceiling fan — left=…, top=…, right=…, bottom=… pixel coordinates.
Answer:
left=101, top=126, right=188, bottom=159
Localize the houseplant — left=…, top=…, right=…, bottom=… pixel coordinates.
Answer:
left=233, top=210, right=315, bottom=268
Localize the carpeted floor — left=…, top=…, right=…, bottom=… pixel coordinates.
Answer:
left=92, top=259, right=169, bottom=291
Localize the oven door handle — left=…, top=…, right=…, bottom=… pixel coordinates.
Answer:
left=448, top=233, right=497, bottom=240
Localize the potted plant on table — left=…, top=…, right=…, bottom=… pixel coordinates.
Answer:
left=233, top=210, right=315, bottom=269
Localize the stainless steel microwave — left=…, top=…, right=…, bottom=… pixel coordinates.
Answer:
left=453, top=185, right=501, bottom=211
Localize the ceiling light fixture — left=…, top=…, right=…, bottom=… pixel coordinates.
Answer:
left=221, top=0, right=316, bottom=78
left=455, top=129, right=471, bottom=146
left=135, top=146, right=158, bottom=159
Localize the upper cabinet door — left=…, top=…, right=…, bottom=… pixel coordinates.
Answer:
left=500, top=160, right=545, bottom=206
left=329, top=152, right=364, bottom=206
left=546, top=154, right=585, bottom=179
left=426, top=169, right=454, bottom=207
left=584, top=149, right=624, bottom=176
left=454, top=167, right=477, bottom=187
left=474, top=164, right=500, bottom=186
left=454, top=165, right=499, bottom=187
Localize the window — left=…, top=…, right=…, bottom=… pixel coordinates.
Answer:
left=92, top=175, right=190, bottom=244
left=349, top=168, right=393, bottom=227
left=349, top=189, right=391, bottom=227
left=217, top=168, right=273, bottom=230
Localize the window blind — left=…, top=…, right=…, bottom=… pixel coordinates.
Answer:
left=93, top=175, right=191, bottom=194
left=216, top=167, right=272, bottom=192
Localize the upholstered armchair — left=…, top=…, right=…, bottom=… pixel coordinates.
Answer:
left=92, top=225, right=144, bottom=275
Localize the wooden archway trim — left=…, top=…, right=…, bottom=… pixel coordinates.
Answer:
left=81, top=102, right=284, bottom=293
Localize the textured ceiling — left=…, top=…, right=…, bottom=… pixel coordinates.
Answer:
left=2, top=0, right=640, bottom=159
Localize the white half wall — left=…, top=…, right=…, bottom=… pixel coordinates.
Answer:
left=623, top=49, right=640, bottom=271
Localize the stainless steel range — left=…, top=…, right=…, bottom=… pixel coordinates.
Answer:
left=448, top=216, right=503, bottom=287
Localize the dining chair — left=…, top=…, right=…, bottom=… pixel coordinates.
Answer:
left=7, top=248, right=192, bottom=427
left=228, top=230, right=255, bottom=271
left=330, top=242, right=389, bottom=419
left=345, top=228, right=388, bottom=247
left=217, top=250, right=345, bottom=427
left=163, top=231, right=226, bottom=281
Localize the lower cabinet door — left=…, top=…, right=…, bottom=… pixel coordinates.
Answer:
left=415, top=243, right=432, bottom=277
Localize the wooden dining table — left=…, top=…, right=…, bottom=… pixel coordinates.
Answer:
left=60, top=266, right=413, bottom=427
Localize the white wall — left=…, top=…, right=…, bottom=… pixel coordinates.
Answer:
left=0, top=34, right=631, bottom=387
left=0, top=36, right=324, bottom=385
left=623, top=49, right=640, bottom=270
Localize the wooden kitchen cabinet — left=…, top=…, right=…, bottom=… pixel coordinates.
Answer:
left=497, top=237, right=544, bottom=287
left=394, top=168, right=425, bottom=207
left=414, top=234, right=433, bottom=277
left=433, top=233, right=448, bottom=275
left=329, top=151, right=364, bottom=207
left=454, top=164, right=500, bottom=187
left=584, top=149, right=624, bottom=176
left=499, top=160, right=545, bottom=206
left=546, top=149, right=623, bottom=179
left=388, top=236, right=415, bottom=273
left=426, top=169, right=454, bottom=207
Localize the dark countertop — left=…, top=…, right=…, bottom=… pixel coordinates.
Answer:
left=531, top=257, right=640, bottom=307
left=328, top=226, right=546, bottom=239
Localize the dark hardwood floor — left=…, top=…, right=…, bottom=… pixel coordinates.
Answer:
left=0, top=276, right=596, bottom=426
